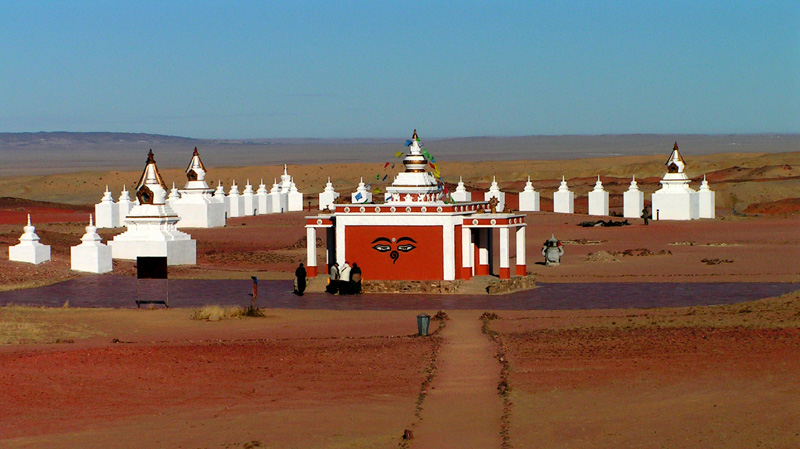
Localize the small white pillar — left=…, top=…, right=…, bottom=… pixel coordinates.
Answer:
left=518, top=176, right=540, bottom=212
left=587, top=176, right=609, bottom=216
left=228, top=181, right=243, bottom=217
left=167, top=182, right=180, bottom=204
left=242, top=180, right=256, bottom=216
left=306, top=226, right=318, bottom=277
left=623, top=176, right=645, bottom=219
left=499, top=227, right=510, bottom=279
left=461, top=226, right=472, bottom=280
left=256, top=179, right=272, bottom=215
left=515, top=226, right=526, bottom=276
left=698, top=175, right=716, bottom=219
left=351, top=177, right=372, bottom=204
left=94, top=186, right=119, bottom=229
left=484, top=176, right=506, bottom=211
left=451, top=176, right=472, bottom=202
left=117, top=186, right=134, bottom=227
left=70, top=215, right=112, bottom=274
left=287, top=177, right=304, bottom=211
left=319, top=177, right=340, bottom=211
left=270, top=179, right=284, bottom=213
left=9, top=215, right=50, bottom=265
left=553, top=176, right=574, bottom=214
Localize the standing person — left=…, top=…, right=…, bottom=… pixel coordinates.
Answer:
left=294, top=263, right=307, bottom=296
left=641, top=207, right=650, bottom=226
left=326, top=262, right=340, bottom=294
left=339, top=261, right=351, bottom=295
left=350, top=263, right=362, bottom=295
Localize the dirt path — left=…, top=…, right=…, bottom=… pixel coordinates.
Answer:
left=412, top=311, right=503, bottom=448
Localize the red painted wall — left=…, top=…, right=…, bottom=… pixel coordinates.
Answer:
left=345, top=225, right=444, bottom=280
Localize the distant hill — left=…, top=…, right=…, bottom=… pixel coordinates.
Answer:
left=0, top=132, right=798, bottom=177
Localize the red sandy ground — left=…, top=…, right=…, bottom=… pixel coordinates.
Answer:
left=0, top=309, right=435, bottom=448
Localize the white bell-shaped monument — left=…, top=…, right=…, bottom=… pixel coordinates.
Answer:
left=256, top=179, right=272, bottom=215
left=553, top=176, right=574, bottom=214
left=319, top=177, right=340, bottom=211
left=167, top=182, right=180, bottom=204
left=171, top=148, right=226, bottom=228
left=518, top=176, right=540, bottom=212
left=214, top=180, right=228, bottom=208
left=109, top=150, right=196, bottom=265
left=270, top=178, right=286, bottom=213
left=651, top=142, right=699, bottom=220
left=242, top=179, right=256, bottom=216
left=451, top=176, right=472, bottom=202
left=698, top=175, right=715, bottom=219
left=385, top=130, right=441, bottom=200
left=587, top=176, right=609, bottom=216
left=623, top=176, right=645, bottom=218
left=8, top=214, right=51, bottom=264
left=287, top=177, right=304, bottom=211
left=94, top=186, right=119, bottom=229
left=228, top=180, right=244, bottom=218
left=117, top=186, right=134, bottom=227
left=351, top=177, right=373, bottom=204
left=484, top=176, right=506, bottom=211
left=70, top=215, right=112, bottom=274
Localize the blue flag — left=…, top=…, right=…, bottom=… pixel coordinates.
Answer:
left=355, top=192, right=362, bottom=201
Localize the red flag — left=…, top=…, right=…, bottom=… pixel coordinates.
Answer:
left=384, top=162, right=390, bottom=168
left=429, top=162, right=436, bottom=169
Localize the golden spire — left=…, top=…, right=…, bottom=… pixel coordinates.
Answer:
left=412, top=129, right=418, bottom=140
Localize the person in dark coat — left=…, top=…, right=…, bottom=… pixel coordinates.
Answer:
left=326, top=262, right=340, bottom=294
left=350, top=263, right=362, bottom=295
left=294, top=263, right=307, bottom=296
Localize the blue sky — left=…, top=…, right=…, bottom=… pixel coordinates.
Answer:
left=1, top=1, right=798, bottom=138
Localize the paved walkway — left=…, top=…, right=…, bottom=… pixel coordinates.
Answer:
left=412, top=311, right=503, bottom=448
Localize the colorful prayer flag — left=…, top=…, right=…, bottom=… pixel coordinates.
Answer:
left=355, top=192, right=363, bottom=201
left=376, top=174, right=380, bottom=180
left=404, top=140, right=412, bottom=147
left=391, top=163, right=396, bottom=169
left=382, top=174, right=388, bottom=181
left=384, top=162, right=390, bottom=168
left=394, top=151, right=404, bottom=158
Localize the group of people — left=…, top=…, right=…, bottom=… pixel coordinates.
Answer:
left=325, top=261, right=362, bottom=295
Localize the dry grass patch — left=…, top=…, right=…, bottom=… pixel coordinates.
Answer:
left=190, top=305, right=266, bottom=321
left=0, top=305, right=104, bottom=344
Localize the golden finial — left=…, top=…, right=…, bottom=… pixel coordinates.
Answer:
left=146, top=149, right=155, bottom=163
left=412, top=129, right=418, bottom=140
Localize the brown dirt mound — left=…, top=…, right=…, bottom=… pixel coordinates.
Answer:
left=743, top=197, right=800, bottom=216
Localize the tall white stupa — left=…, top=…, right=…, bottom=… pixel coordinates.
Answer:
left=319, top=177, right=340, bottom=210
left=484, top=176, right=506, bottom=211
left=518, top=176, right=540, bottom=212
left=94, top=186, right=119, bottom=229
left=109, top=150, right=196, bottom=265
left=228, top=180, right=244, bottom=218
left=288, top=177, right=304, bottom=211
left=553, top=176, right=574, bottom=214
left=385, top=130, right=442, bottom=202
left=623, top=176, right=644, bottom=218
left=587, top=176, right=609, bottom=216
left=8, top=214, right=51, bottom=264
left=242, top=179, right=256, bottom=216
left=451, top=176, right=472, bottom=202
left=256, top=179, right=272, bottom=215
left=170, top=147, right=226, bottom=228
left=70, top=215, right=112, bottom=274
left=270, top=178, right=286, bottom=213
left=650, top=142, right=699, bottom=220
left=698, top=175, right=716, bottom=219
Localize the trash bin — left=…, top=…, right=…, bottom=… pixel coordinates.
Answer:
left=417, top=313, right=431, bottom=336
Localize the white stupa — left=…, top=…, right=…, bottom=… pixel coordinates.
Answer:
left=384, top=130, right=441, bottom=201
left=319, top=177, right=340, bottom=211
left=109, top=150, right=196, bottom=265
left=256, top=179, right=272, bottom=215
left=228, top=180, right=244, bottom=218
left=270, top=178, right=286, bottom=213
left=94, top=186, right=119, bottom=229
left=8, top=214, right=51, bottom=264
left=698, top=175, right=715, bottom=219
left=484, top=176, right=506, bottom=211
left=623, top=176, right=644, bottom=218
left=242, top=179, right=256, bottom=216
left=214, top=180, right=228, bottom=212
left=651, top=142, right=699, bottom=220
left=287, top=177, right=304, bottom=211
left=167, top=183, right=180, bottom=204
left=70, top=215, right=112, bottom=274
left=451, top=176, right=472, bottom=202
left=553, top=176, right=574, bottom=214
left=351, top=177, right=373, bottom=204
left=587, top=176, right=609, bottom=216
left=518, top=176, right=540, bottom=212
left=170, top=147, right=226, bottom=228
left=117, top=186, right=134, bottom=227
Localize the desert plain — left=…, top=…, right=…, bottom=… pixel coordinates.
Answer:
left=1, top=134, right=799, bottom=448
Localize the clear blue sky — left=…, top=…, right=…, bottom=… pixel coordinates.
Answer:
left=1, top=1, right=798, bottom=138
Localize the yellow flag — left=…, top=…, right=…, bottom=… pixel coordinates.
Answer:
left=394, top=151, right=404, bottom=158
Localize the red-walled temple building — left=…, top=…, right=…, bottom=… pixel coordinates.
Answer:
left=305, top=130, right=527, bottom=281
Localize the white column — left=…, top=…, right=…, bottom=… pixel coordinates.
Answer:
left=499, top=227, right=510, bottom=279
left=461, top=226, right=472, bottom=279
left=306, top=227, right=317, bottom=276
left=515, top=226, right=526, bottom=276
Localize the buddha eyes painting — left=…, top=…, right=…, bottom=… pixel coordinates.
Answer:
left=371, top=237, right=417, bottom=264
